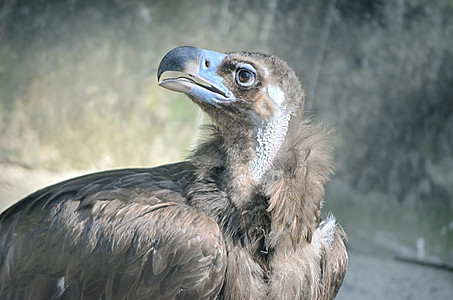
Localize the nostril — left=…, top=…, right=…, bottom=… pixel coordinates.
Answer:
left=204, top=59, right=210, bottom=68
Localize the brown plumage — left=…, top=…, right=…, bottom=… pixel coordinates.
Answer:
left=0, top=46, right=347, bottom=299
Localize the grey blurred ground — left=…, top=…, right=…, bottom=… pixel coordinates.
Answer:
left=1, top=0, right=452, bottom=298
left=338, top=251, right=453, bottom=300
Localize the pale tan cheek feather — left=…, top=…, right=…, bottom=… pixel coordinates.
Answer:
left=253, top=91, right=275, bottom=120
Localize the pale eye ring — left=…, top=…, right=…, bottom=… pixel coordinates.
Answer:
left=235, top=66, right=256, bottom=87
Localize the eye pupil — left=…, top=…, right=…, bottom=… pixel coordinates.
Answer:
left=236, top=68, right=255, bottom=87
left=239, top=70, right=251, bottom=82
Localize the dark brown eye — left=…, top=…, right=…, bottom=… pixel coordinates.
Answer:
left=235, top=68, right=256, bottom=87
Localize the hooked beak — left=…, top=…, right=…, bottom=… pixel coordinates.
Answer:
left=157, top=46, right=235, bottom=108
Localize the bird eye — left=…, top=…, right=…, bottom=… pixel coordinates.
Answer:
left=235, top=68, right=256, bottom=87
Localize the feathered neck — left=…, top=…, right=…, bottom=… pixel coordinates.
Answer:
left=250, top=107, right=291, bottom=181
left=189, top=114, right=333, bottom=249
left=262, top=116, right=334, bottom=248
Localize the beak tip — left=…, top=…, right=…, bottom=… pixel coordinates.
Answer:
left=157, top=46, right=202, bottom=81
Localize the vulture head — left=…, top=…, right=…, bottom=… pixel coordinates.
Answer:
left=158, top=46, right=305, bottom=182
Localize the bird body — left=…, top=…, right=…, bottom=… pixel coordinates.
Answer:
left=0, top=46, right=347, bottom=299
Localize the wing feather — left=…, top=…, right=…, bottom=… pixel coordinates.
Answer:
left=320, top=227, right=348, bottom=300
left=0, top=164, right=226, bottom=299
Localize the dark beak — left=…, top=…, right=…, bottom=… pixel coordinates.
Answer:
left=157, top=46, right=235, bottom=107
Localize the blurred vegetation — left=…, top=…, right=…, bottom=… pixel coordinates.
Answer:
left=0, top=0, right=452, bottom=262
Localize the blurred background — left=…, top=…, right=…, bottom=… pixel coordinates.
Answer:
left=1, top=0, right=452, bottom=298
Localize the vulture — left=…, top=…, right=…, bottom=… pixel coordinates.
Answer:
left=0, top=46, right=347, bottom=299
